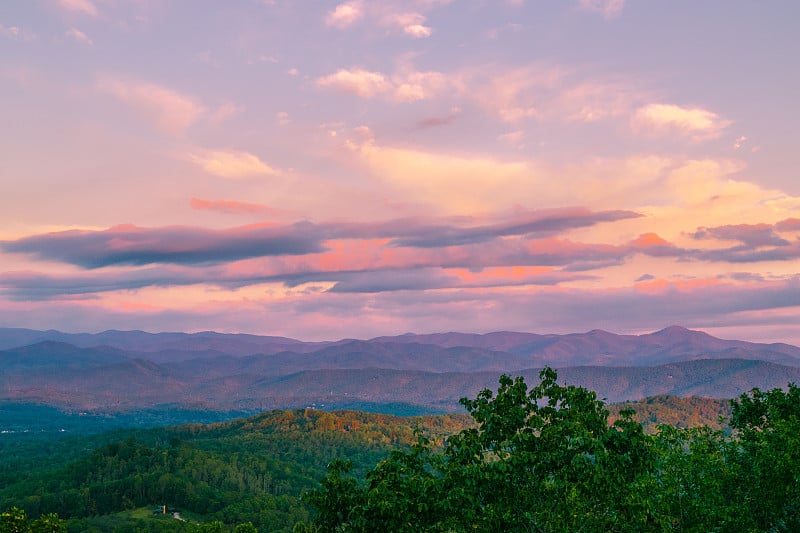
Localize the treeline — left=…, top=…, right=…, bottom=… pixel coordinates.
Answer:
left=304, top=369, right=800, bottom=532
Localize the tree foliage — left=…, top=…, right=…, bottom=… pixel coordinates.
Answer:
left=306, top=370, right=800, bottom=532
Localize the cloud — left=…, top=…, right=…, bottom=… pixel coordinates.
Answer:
left=190, top=198, right=277, bottom=215
left=326, top=2, right=434, bottom=37
left=463, top=65, right=640, bottom=124
left=97, top=78, right=206, bottom=135
left=208, top=102, right=243, bottom=124
left=2, top=223, right=326, bottom=268
left=681, top=220, right=800, bottom=263
left=632, top=103, right=732, bottom=140
left=629, top=233, right=684, bottom=258
left=317, top=66, right=450, bottom=102
left=56, top=0, right=98, bottom=17
left=694, top=223, right=790, bottom=248
left=386, top=207, right=642, bottom=248
left=187, top=149, right=278, bottom=179
left=346, top=137, right=540, bottom=213
left=776, top=218, right=800, bottom=232
left=325, top=1, right=364, bottom=28
left=317, top=68, right=391, bottom=98
left=416, top=108, right=461, bottom=129
left=0, top=24, right=35, bottom=42
left=578, top=0, right=624, bottom=18
left=380, top=12, right=432, bottom=38
left=0, top=208, right=640, bottom=271
left=393, top=70, right=449, bottom=102
left=65, top=27, right=93, bottom=45
left=497, top=130, right=525, bottom=147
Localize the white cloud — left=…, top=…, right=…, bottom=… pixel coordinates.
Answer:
left=187, top=149, right=278, bottom=179
left=578, top=0, right=624, bottom=18
left=56, top=0, right=99, bottom=17
left=325, top=1, right=364, bottom=28
left=317, top=68, right=391, bottom=98
left=65, top=27, right=93, bottom=45
left=97, top=77, right=206, bottom=135
left=632, top=103, right=732, bottom=140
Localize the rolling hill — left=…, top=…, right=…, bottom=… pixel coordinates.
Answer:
left=2, top=326, right=799, bottom=414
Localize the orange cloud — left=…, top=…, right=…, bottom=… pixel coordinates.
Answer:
left=631, top=233, right=670, bottom=247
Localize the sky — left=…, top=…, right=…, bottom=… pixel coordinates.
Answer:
left=1, top=0, right=799, bottom=344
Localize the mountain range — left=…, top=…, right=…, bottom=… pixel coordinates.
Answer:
left=2, top=326, right=799, bottom=413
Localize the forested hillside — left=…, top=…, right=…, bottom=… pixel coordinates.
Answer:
left=0, top=410, right=471, bottom=532
left=0, top=379, right=791, bottom=532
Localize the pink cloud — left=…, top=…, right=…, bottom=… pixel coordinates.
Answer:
left=325, top=1, right=364, bottom=28
left=65, top=27, right=93, bottom=45
left=578, top=0, right=624, bottom=18
left=56, top=0, right=98, bottom=17
left=97, top=77, right=206, bottom=135
left=776, top=218, right=800, bottom=232
left=190, top=198, right=284, bottom=216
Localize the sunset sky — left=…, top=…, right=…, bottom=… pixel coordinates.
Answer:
left=1, top=0, right=799, bottom=344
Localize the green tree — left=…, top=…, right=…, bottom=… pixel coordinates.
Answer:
left=29, top=513, right=66, bottom=533
left=306, top=368, right=656, bottom=532
left=0, top=507, right=30, bottom=533
left=727, top=384, right=800, bottom=531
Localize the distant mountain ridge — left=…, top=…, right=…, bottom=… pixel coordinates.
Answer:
left=1, top=326, right=799, bottom=412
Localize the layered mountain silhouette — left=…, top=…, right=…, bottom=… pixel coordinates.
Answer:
left=1, top=326, right=799, bottom=412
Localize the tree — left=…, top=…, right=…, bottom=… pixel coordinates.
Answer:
left=0, top=507, right=30, bottom=533
left=305, top=368, right=656, bottom=532
left=727, top=384, right=800, bottom=531
left=29, top=514, right=66, bottom=533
